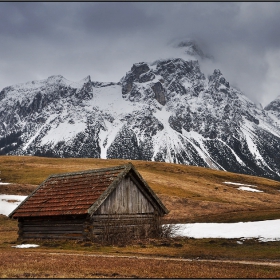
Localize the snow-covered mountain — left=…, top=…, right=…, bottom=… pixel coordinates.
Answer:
left=1, top=56, right=280, bottom=180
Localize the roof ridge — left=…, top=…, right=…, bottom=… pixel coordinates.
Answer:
left=48, top=162, right=133, bottom=179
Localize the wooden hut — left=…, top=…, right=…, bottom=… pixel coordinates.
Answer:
left=9, top=163, right=168, bottom=241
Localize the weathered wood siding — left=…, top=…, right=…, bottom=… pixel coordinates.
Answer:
left=18, top=215, right=88, bottom=240
left=90, top=176, right=159, bottom=240
left=89, top=213, right=156, bottom=238
left=96, top=176, right=155, bottom=215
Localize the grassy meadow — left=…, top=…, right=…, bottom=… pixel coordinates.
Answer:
left=1, top=155, right=280, bottom=223
left=1, top=155, right=280, bottom=278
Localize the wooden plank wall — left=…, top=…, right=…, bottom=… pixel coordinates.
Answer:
left=96, top=176, right=155, bottom=215
left=18, top=216, right=87, bottom=240
left=90, top=213, right=157, bottom=240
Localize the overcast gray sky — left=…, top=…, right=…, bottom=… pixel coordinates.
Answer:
left=0, top=2, right=280, bottom=106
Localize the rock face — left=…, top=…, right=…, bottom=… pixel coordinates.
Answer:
left=151, top=82, right=166, bottom=105
left=1, top=57, right=280, bottom=180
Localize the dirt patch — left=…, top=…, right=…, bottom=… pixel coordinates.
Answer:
left=0, top=183, right=37, bottom=196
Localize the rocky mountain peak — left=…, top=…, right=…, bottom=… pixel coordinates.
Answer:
left=263, top=95, right=280, bottom=126
left=264, top=96, right=280, bottom=128
left=46, top=75, right=66, bottom=85
left=264, top=96, right=280, bottom=112
left=208, top=69, right=230, bottom=92
left=75, top=75, right=93, bottom=100
left=0, top=87, right=9, bottom=101
left=154, top=58, right=202, bottom=79
left=131, top=62, right=150, bottom=79
left=80, top=75, right=92, bottom=84
left=1, top=57, right=280, bottom=181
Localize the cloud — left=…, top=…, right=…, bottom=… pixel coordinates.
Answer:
left=80, top=2, right=162, bottom=36
left=0, top=2, right=279, bottom=105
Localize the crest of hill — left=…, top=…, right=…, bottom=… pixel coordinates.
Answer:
left=1, top=156, right=280, bottom=223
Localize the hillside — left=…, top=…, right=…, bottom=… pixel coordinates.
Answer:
left=1, top=156, right=280, bottom=223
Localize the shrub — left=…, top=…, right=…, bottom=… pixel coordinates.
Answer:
left=92, top=214, right=175, bottom=246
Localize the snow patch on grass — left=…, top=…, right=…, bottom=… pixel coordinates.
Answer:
left=223, top=182, right=257, bottom=187
left=12, top=244, right=39, bottom=248
left=223, top=181, right=263, bottom=192
left=0, top=194, right=27, bottom=216
left=237, top=186, right=263, bottom=193
left=173, top=219, right=280, bottom=242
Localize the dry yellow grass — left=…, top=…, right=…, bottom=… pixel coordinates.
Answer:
left=1, top=155, right=280, bottom=222
left=1, top=250, right=280, bottom=278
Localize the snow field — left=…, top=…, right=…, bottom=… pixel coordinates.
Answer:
left=240, top=120, right=275, bottom=172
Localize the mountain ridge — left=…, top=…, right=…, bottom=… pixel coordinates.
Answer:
left=1, top=57, right=280, bottom=180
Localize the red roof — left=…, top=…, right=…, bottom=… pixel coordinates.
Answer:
left=10, top=165, right=126, bottom=218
